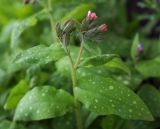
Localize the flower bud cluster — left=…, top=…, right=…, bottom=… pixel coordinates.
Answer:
left=56, top=20, right=75, bottom=46
left=81, top=10, right=107, bottom=42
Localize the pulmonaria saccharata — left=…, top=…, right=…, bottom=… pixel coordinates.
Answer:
left=81, top=10, right=107, bottom=42
left=56, top=10, right=107, bottom=46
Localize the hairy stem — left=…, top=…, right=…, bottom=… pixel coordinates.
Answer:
left=74, top=38, right=84, bottom=69
left=47, top=0, right=56, bottom=42
left=66, top=41, right=84, bottom=129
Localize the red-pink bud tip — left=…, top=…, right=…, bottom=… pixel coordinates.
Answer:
left=87, top=10, right=97, bottom=21
left=100, top=24, right=107, bottom=32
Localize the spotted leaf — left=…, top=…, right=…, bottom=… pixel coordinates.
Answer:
left=9, top=43, right=65, bottom=72
left=4, top=80, right=28, bottom=110
left=80, top=54, right=117, bottom=66
left=138, top=85, right=160, bottom=117
left=74, top=68, right=153, bottom=121
left=14, top=86, right=74, bottom=121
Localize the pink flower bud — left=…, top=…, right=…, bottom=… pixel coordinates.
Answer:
left=87, top=10, right=97, bottom=21
left=100, top=24, right=107, bottom=32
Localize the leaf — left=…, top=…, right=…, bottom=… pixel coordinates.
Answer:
left=53, top=113, right=76, bottom=129
left=62, top=4, right=95, bottom=21
left=4, top=80, right=28, bottom=110
left=122, top=120, right=160, bottom=129
left=83, top=42, right=102, bottom=56
left=0, top=120, right=26, bottom=129
left=105, top=58, right=131, bottom=75
left=138, top=85, right=160, bottom=117
left=131, top=33, right=139, bottom=60
left=80, top=54, right=118, bottom=66
left=135, top=56, right=160, bottom=77
left=11, top=17, right=37, bottom=49
left=9, top=43, right=65, bottom=72
left=101, top=115, right=118, bottom=129
left=74, top=68, right=153, bottom=121
left=14, top=86, right=74, bottom=121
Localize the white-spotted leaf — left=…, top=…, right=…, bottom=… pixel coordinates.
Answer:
left=14, top=86, right=74, bottom=121
left=80, top=54, right=118, bottom=66
left=4, top=80, right=28, bottom=110
left=10, top=43, right=65, bottom=72
left=138, top=85, right=160, bottom=117
left=11, top=17, right=37, bottom=49
left=74, top=68, right=153, bottom=121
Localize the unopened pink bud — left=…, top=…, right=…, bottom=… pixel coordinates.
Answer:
left=100, top=24, right=107, bottom=32
left=87, top=10, right=97, bottom=21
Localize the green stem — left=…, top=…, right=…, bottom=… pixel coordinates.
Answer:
left=47, top=0, right=56, bottom=42
left=74, top=36, right=84, bottom=69
left=66, top=42, right=84, bottom=129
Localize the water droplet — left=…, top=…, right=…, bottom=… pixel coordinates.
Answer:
left=101, top=106, right=104, bottom=110
left=99, top=89, right=103, bottom=93
left=123, top=80, right=129, bottom=85
left=95, top=99, right=98, bottom=103
left=111, top=104, right=115, bottom=107
left=20, top=108, right=23, bottom=112
left=36, top=110, right=40, bottom=114
left=119, top=98, right=122, bottom=101
left=29, top=106, right=33, bottom=110
left=25, top=113, right=28, bottom=117
left=92, top=82, right=96, bottom=85
left=42, top=93, right=46, bottom=97
left=118, top=109, right=121, bottom=112
left=29, top=96, right=33, bottom=100
left=94, top=105, right=97, bottom=109
left=56, top=106, right=59, bottom=109
left=133, top=101, right=137, bottom=104
left=109, top=86, right=114, bottom=90
left=82, top=73, right=86, bottom=77
left=98, top=70, right=102, bottom=74
left=109, top=99, right=113, bottom=102
left=129, top=109, right=133, bottom=112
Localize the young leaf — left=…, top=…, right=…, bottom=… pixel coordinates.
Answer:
left=9, top=43, right=65, bottom=72
left=131, top=33, right=139, bottom=60
left=14, top=86, right=74, bottom=121
left=4, top=80, right=28, bottom=110
left=135, top=56, right=160, bottom=77
left=138, top=85, right=160, bottom=117
left=11, top=17, right=37, bottom=49
left=105, top=58, right=131, bottom=75
left=74, top=68, right=153, bottom=121
left=80, top=54, right=118, bottom=66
